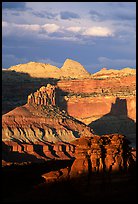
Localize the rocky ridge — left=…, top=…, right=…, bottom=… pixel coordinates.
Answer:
left=91, top=67, right=136, bottom=79
left=9, top=59, right=90, bottom=79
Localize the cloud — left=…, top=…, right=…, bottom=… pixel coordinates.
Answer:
left=2, top=2, right=30, bottom=11
left=66, top=26, right=82, bottom=32
left=2, top=20, right=115, bottom=44
left=37, top=58, right=62, bottom=67
left=37, top=33, right=83, bottom=44
left=2, top=53, right=62, bottom=69
left=2, top=21, right=13, bottom=36
left=11, top=12, right=21, bottom=16
left=60, top=11, right=80, bottom=20
left=89, top=10, right=105, bottom=22
left=2, top=21, right=60, bottom=36
left=98, top=56, right=136, bottom=68
left=2, top=54, right=28, bottom=68
left=89, top=3, right=136, bottom=22
left=83, top=27, right=113, bottom=37
left=31, top=11, right=57, bottom=19
left=15, top=24, right=41, bottom=31
left=2, top=2, right=136, bottom=73
left=2, top=21, right=8, bottom=27
left=85, top=56, right=136, bottom=73
left=114, top=12, right=136, bottom=21
left=2, top=21, right=41, bottom=36
left=42, top=24, right=60, bottom=33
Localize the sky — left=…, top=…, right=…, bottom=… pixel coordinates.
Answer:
left=2, top=2, right=136, bottom=73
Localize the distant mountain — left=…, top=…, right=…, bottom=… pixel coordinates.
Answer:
left=8, top=59, right=90, bottom=79
left=91, top=67, right=136, bottom=79
left=9, top=61, right=61, bottom=78
left=61, top=59, right=90, bottom=78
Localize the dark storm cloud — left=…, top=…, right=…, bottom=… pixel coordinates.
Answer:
left=31, top=11, right=57, bottom=19
left=2, top=2, right=30, bottom=11
left=60, top=11, right=80, bottom=20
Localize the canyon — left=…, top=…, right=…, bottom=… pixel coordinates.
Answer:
left=2, top=59, right=136, bottom=202
left=2, top=60, right=136, bottom=147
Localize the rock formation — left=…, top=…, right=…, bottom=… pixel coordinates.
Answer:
left=2, top=84, right=95, bottom=166
left=27, top=84, right=56, bottom=106
left=2, top=60, right=136, bottom=204
left=42, top=134, right=135, bottom=182
left=60, top=58, right=90, bottom=78
left=71, top=134, right=132, bottom=175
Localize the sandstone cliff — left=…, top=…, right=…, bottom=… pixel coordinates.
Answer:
left=56, top=76, right=136, bottom=147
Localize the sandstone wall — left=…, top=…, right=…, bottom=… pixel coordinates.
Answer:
left=56, top=77, right=136, bottom=147
left=57, top=76, right=136, bottom=121
left=62, top=96, right=136, bottom=123
left=57, top=76, right=136, bottom=94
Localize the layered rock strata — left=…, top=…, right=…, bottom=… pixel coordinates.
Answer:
left=2, top=140, right=75, bottom=166
left=2, top=103, right=93, bottom=144
left=2, top=84, right=94, bottom=166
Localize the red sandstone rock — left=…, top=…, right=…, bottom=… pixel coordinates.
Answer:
left=28, top=84, right=56, bottom=106
left=2, top=101, right=93, bottom=145
left=70, top=134, right=133, bottom=175
left=42, top=134, right=135, bottom=183
left=42, top=167, right=70, bottom=183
